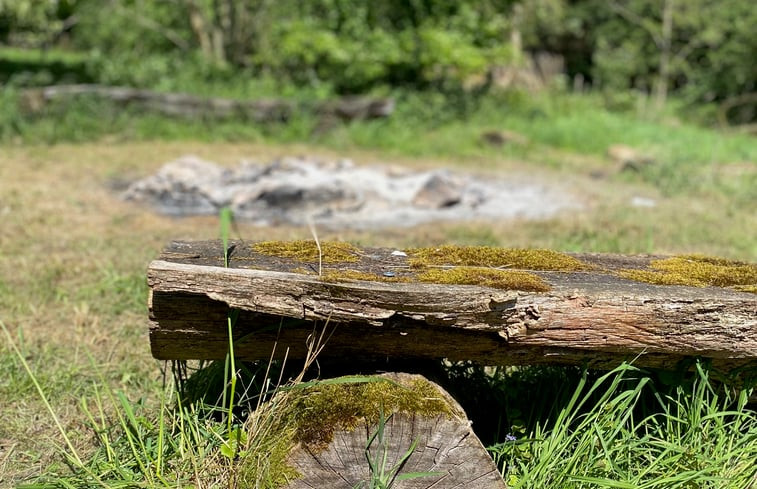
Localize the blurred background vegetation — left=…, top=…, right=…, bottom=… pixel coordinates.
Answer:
left=1, top=0, right=755, bottom=127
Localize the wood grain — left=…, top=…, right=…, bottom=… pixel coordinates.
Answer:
left=148, top=240, right=757, bottom=370
left=282, top=373, right=506, bottom=488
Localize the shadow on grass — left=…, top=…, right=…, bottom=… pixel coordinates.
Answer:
left=177, top=355, right=757, bottom=449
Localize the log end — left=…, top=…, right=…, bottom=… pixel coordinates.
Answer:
left=240, top=373, right=506, bottom=488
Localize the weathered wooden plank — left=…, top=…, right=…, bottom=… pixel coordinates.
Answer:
left=147, top=240, right=757, bottom=370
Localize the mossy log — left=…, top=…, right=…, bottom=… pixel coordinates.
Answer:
left=259, top=373, right=506, bottom=488
left=148, top=240, right=757, bottom=370
left=21, top=84, right=393, bottom=122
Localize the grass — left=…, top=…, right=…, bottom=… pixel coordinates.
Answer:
left=5, top=322, right=756, bottom=487
left=359, top=410, right=442, bottom=488
left=0, top=75, right=755, bottom=487
left=0, top=138, right=754, bottom=483
left=2, top=83, right=755, bottom=201
left=489, top=362, right=757, bottom=488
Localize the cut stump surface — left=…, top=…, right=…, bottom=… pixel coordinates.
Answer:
left=281, top=373, right=506, bottom=489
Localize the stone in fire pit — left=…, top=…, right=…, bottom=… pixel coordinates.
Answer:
left=123, top=155, right=579, bottom=229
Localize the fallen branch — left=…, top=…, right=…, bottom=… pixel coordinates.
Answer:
left=20, top=84, right=394, bottom=123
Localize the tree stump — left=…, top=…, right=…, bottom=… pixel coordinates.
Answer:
left=280, top=373, right=506, bottom=488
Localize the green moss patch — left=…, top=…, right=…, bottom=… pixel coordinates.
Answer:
left=618, top=255, right=757, bottom=289
left=408, top=245, right=589, bottom=271
left=290, top=377, right=457, bottom=450
left=238, top=418, right=300, bottom=487
left=253, top=240, right=360, bottom=263
left=417, top=266, right=550, bottom=292
left=260, top=243, right=585, bottom=292
left=320, top=266, right=548, bottom=291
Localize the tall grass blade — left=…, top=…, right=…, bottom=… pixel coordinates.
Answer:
left=1, top=320, right=84, bottom=466
left=220, top=206, right=233, bottom=267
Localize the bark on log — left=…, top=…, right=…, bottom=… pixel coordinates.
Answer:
left=281, top=373, right=506, bottom=488
left=20, top=84, right=394, bottom=122
left=147, top=240, right=757, bottom=370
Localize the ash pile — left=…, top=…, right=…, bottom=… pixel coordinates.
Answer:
left=123, top=155, right=578, bottom=229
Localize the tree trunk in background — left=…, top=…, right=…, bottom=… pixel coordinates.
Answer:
left=184, top=0, right=227, bottom=65
left=210, top=0, right=227, bottom=64
left=182, top=0, right=268, bottom=67
left=611, top=0, right=676, bottom=113
left=186, top=0, right=214, bottom=61
left=654, top=0, right=675, bottom=111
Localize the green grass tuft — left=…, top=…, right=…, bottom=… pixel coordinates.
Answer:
left=489, top=362, right=757, bottom=488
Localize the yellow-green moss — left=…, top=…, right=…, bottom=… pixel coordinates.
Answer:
left=417, top=266, right=550, bottom=292
left=320, top=269, right=411, bottom=283
left=408, top=245, right=589, bottom=271
left=291, top=377, right=457, bottom=450
left=290, top=266, right=314, bottom=275
left=734, top=285, right=757, bottom=294
left=618, top=254, right=757, bottom=288
left=253, top=240, right=360, bottom=263
left=238, top=418, right=300, bottom=487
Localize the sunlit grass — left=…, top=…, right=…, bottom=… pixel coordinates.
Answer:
left=489, top=363, right=757, bottom=488
left=0, top=95, right=754, bottom=486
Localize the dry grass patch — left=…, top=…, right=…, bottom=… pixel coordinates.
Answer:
left=0, top=140, right=754, bottom=486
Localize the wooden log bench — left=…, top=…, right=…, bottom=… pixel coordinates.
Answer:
left=148, top=240, right=757, bottom=371
left=147, top=240, right=755, bottom=487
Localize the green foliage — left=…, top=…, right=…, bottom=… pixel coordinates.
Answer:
left=250, top=1, right=515, bottom=93
left=2, top=0, right=755, bottom=121
left=489, top=362, right=757, bottom=488
left=70, top=0, right=191, bottom=86
left=0, top=0, right=78, bottom=46
left=567, top=0, right=756, bottom=118
left=0, top=46, right=93, bottom=86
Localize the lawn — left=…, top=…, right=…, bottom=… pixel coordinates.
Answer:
left=1, top=100, right=755, bottom=487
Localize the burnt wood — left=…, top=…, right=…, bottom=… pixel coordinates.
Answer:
left=148, top=240, right=757, bottom=370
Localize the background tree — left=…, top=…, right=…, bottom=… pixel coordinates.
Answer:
left=1, top=0, right=754, bottom=122
left=0, top=0, right=79, bottom=47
